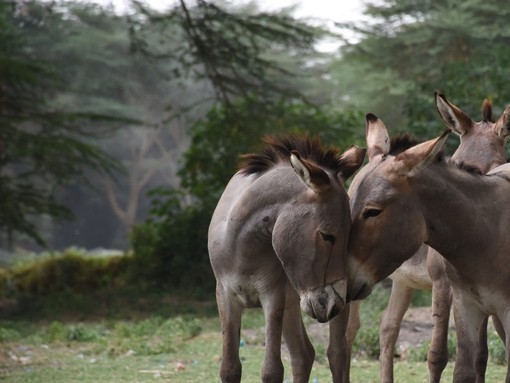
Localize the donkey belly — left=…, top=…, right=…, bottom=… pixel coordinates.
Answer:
left=389, top=251, right=432, bottom=290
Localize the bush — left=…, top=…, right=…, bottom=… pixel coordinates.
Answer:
left=0, top=248, right=131, bottom=297
left=130, top=189, right=215, bottom=292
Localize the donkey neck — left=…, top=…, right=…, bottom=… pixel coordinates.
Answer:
left=229, top=166, right=314, bottom=237
left=411, top=162, right=504, bottom=262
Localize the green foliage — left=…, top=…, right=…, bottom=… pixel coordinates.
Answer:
left=354, top=325, right=381, bottom=359
left=352, top=285, right=391, bottom=359
left=0, top=249, right=131, bottom=297
left=333, top=0, right=510, bottom=143
left=129, top=0, right=326, bottom=104
left=410, top=290, right=432, bottom=307
left=130, top=189, right=214, bottom=291
left=408, top=332, right=457, bottom=363
left=181, top=96, right=364, bottom=206
left=488, top=330, right=506, bottom=365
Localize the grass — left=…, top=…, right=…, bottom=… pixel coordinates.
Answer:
left=0, top=290, right=507, bottom=382
left=0, top=251, right=506, bottom=382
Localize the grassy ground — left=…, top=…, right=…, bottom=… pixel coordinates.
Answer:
left=0, top=289, right=507, bottom=383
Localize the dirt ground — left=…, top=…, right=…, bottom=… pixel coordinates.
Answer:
left=303, top=306, right=451, bottom=359
left=241, top=306, right=449, bottom=361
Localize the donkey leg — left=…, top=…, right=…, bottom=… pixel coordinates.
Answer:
left=282, top=301, right=315, bottom=383
left=379, top=281, right=414, bottom=383
left=345, top=301, right=362, bottom=382
left=452, top=290, right=486, bottom=383
left=475, top=317, right=489, bottom=383
left=427, top=273, right=452, bottom=383
left=216, top=283, right=243, bottom=383
left=260, top=291, right=285, bottom=383
left=328, top=304, right=351, bottom=383
left=492, top=315, right=506, bottom=343
left=505, top=326, right=510, bottom=383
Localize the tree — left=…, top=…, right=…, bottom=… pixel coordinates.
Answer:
left=0, top=1, right=122, bottom=247
left=128, top=0, right=327, bottom=106
left=330, top=0, right=510, bottom=139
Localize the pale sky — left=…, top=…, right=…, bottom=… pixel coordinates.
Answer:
left=95, top=0, right=368, bottom=51
left=98, top=0, right=366, bottom=23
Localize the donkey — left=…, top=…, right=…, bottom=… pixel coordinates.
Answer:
left=208, top=134, right=365, bottom=383
left=327, top=94, right=510, bottom=383
left=346, top=110, right=510, bottom=383
left=372, top=93, right=509, bottom=383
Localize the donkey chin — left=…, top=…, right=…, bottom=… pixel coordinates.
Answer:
left=299, top=279, right=347, bottom=323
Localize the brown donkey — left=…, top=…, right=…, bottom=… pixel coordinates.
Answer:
left=346, top=111, right=510, bottom=383
left=367, top=94, right=509, bottom=383
left=328, top=94, right=510, bottom=383
left=208, top=134, right=365, bottom=383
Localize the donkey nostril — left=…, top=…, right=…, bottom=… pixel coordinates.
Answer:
left=318, top=296, right=327, bottom=308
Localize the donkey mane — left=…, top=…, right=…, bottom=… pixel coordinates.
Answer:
left=389, top=133, right=423, bottom=155
left=390, top=133, right=483, bottom=174
left=445, top=157, right=484, bottom=175
left=238, top=134, right=347, bottom=175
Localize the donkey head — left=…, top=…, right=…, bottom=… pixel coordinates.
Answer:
left=346, top=114, right=449, bottom=301
left=435, top=92, right=510, bottom=171
left=271, top=145, right=365, bottom=322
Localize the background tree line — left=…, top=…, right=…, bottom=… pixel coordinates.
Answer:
left=1, top=0, right=508, bottom=290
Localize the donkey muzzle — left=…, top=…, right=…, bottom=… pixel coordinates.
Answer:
left=300, top=279, right=347, bottom=323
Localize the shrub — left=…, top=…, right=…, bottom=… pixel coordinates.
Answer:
left=0, top=249, right=131, bottom=297
left=130, top=190, right=215, bottom=291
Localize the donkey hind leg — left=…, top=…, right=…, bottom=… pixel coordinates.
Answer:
left=260, top=292, right=285, bottom=383
left=327, top=304, right=351, bottom=383
left=216, top=283, right=243, bottom=383
left=492, top=315, right=506, bottom=343
left=379, top=281, right=414, bottom=383
left=427, top=274, right=452, bottom=383
left=451, top=290, right=486, bottom=383
left=282, top=302, right=315, bottom=383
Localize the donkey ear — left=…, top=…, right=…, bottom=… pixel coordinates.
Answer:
left=290, top=150, right=330, bottom=192
left=366, top=113, right=390, bottom=160
left=337, top=145, right=366, bottom=183
left=392, top=130, right=450, bottom=177
left=494, top=105, right=510, bottom=141
left=435, top=92, right=473, bottom=135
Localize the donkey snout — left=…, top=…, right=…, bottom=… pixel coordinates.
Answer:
left=300, top=279, right=346, bottom=323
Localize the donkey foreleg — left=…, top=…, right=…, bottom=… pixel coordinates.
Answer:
left=475, top=317, right=489, bottom=383
left=282, top=301, right=315, bottom=383
left=327, top=304, right=352, bottom=383
left=260, top=292, right=285, bottom=383
left=379, top=281, right=414, bottom=383
left=216, top=283, right=243, bottom=383
left=451, top=290, right=486, bottom=383
left=427, top=269, right=452, bottom=383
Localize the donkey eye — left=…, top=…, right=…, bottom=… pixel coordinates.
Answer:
left=363, top=208, right=382, bottom=219
left=320, top=232, right=336, bottom=245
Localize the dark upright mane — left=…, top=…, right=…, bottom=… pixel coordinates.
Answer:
left=239, top=134, right=347, bottom=175
left=446, top=158, right=484, bottom=175
left=389, top=133, right=423, bottom=155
